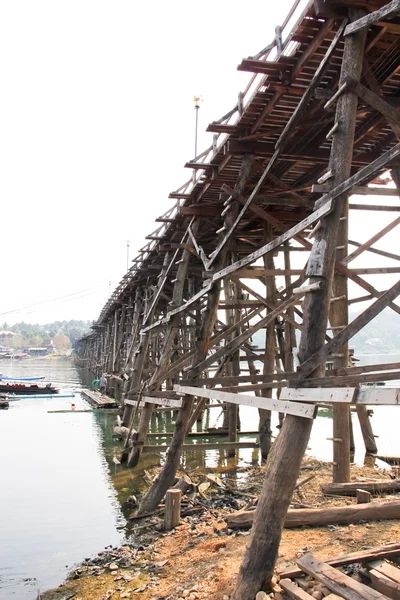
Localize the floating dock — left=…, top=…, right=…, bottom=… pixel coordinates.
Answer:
left=80, top=388, right=119, bottom=408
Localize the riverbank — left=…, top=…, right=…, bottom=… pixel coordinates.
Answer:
left=42, top=457, right=400, bottom=600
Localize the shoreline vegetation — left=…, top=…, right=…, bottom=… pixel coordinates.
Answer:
left=41, top=457, right=400, bottom=600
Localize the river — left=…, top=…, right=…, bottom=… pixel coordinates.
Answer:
left=0, top=355, right=399, bottom=598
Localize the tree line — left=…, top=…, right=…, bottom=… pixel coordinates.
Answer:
left=1, top=320, right=92, bottom=352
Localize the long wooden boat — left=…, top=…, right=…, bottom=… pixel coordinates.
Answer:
left=0, top=383, right=58, bottom=395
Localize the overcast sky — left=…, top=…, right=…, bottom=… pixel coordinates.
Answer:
left=1, top=0, right=398, bottom=325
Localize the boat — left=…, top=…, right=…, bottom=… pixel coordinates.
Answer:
left=0, top=383, right=58, bottom=395
left=0, top=376, right=45, bottom=382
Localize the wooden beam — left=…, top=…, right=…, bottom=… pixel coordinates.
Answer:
left=279, top=543, right=400, bottom=579
left=343, top=215, right=400, bottom=265
left=297, top=554, right=389, bottom=600
left=297, top=279, right=400, bottom=378
left=349, top=79, right=400, bottom=136
left=313, top=184, right=400, bottom=196
left=344, top=1, right=400, bottom=36
left=314, top=142, right=400, bottom=211
left=174, top=385, right=317, bottom=419
left=321, top=480, right=400, bottom=496
left=227, top=501, right=400, bottom=531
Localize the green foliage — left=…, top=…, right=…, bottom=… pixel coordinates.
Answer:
left=8, top=320, right=92, bottom=349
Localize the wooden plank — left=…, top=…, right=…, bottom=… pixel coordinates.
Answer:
left=356, top=388, right=400, bottom=405
left=227, top=501, right=400, bottom=531
left=350, top=204, right=400, bottom=211
left=280, top=387, right=357, bottom=404
left=368, top=560, right=400, bottom=584
left=276, top=19, right=348, bottom=151
left=344, top=1, right=400, bottom=36
left=368, top=569, right=400, bottom=600
left=297, top=554, right=388, bottom=600
left=291, top=370, right=400, bottom=388
left=124, top=397, right=183, bottom=408
left=281, top=387, right=400, bottom=405
left=279, top=543, right=400, bottom=579
left=313, top=185, right=400, bottom=196
left=280, top=579, right=315, bottom=600
left=174, top=385, right=317, bottom=419
left=321, top=480, right=400, bottom=496
left=297, top=279, right=400, bottom=378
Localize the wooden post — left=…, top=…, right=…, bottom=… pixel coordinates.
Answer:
left=127, top=242, right=195, bottom=467
left=164, top=488, right=182, bottom=530
left=356, top=405, right=378, bottom=453
left=356, top=489, right=371, bottom=504
left=259, top=223, right=276, bottom=460
left=137, top=280, right=223, bottom=516
left=232, top=13, right=367, bottom=600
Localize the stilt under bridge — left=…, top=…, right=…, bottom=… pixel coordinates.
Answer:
left=75, top=1, right=400, bottom=597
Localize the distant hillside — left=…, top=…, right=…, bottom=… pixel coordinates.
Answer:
left=246, top=308, right=400, bottom=356
left=1, top=320, right=92, bottom=349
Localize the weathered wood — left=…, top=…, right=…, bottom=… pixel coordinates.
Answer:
left=357, top=489, right=372, bottom=504
left=280, top=579, right=315, bottom=600
left=297, top=553, right=388, bottom=600
left=368, top=569, right=400, bottom=600
left=313, top=185, right=400, bottom=196
left=314, top=143, right=400, bottom=213
left=164, top=489, right=181, bottom=530
left=227, top=500, right=400, bottom=530
left=280, top=387, right=357, bottom=404
left=344, top=1, right=400, bottom=36
left=298, top=279, right=400, bottom=378
left=356, top=405, right=378, bottom=453
left=209, top=200, right=333, bottom=284
left=175, top=385, right=316, bottom=419
left=342, top=215, right=400, bottom=265
left=322, top=480, right=400, bottom=496
left=278, top=543, right=400, bottom=579
left=368, top=560, right=400, bottom=585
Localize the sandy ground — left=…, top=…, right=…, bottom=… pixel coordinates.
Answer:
left=42, top=458, right=400, bottom=600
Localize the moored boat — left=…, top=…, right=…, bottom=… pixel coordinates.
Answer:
left=0, top=383, right=58, bottom=395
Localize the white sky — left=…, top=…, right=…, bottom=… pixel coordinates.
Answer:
left=0, top=0, right=301, bottom=324
left=1, top=1, right=398, bottom=325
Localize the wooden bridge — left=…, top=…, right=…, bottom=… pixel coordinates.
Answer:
left=75, top=1, right=400, bottom=597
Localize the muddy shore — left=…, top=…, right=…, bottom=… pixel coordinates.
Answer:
left=41, top=458, right=400, bottom=600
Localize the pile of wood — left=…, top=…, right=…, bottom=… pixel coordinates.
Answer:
left=226, top=480, right=400, bottom=530
left=276, top=543, right=400, bottom=600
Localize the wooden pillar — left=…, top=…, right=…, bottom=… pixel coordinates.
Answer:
left=259, top=223, right=276, bottom=460
left=137, top=280, right=223, bottom=515
left=127, top=240, right=194, bottom=467
left=224, top=279, right=239, bottom=457
left=121, top=256, right=170, bottom=427
left=232, top=13, right=367, bottom=600
left=357, top=405, right=377, bottom=453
